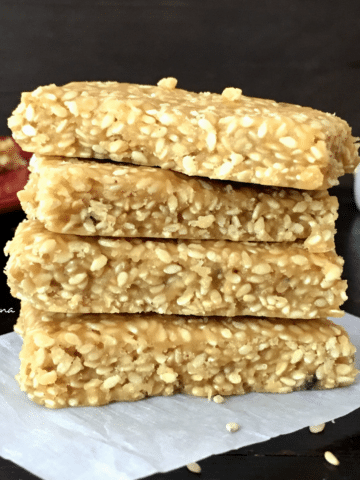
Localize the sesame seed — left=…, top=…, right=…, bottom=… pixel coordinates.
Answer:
left=213, top=395, right=225, bottom=404
left=279, top=136, right=297, bottom=148
left=187, top=462, right=201, bottom=474
left=309, top=423, right=325, bottom=433
left=226, top=422, right=240, bottom=433
left=324, top=451, right=339, bottom=466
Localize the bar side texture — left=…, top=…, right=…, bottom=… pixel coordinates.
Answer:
left=15, top=304, right=358, bottom=408
left=4, top=220, right=347, bottom=318
left=19, top=155, right=338, bottom=252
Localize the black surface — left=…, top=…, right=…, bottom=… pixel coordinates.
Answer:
left=1, top=1, right=360, bottom=479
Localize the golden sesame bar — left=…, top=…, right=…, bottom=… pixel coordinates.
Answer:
left=15, top=303, right=358, bottom=408
left=4, top=219, right=347, bottom=318
left=8, top=78, right=359, bottom=190
left=19, top=155, right=338, bottom=252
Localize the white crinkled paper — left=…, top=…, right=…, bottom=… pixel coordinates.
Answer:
left=0, top=313, right=359, bottom=480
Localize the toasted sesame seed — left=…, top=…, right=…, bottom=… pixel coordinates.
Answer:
left=241, top=116, right=254, bottom=127
left=157, top=77, right=178, bottom=90
left=187, top=462, right=201, bottom=474
left=309, top=423, right=325, bottom=433
left=226, top=422, right=240, bottom=433
left=213, top=395, right=225, bottom=404
left=22, top=124, right=36, bottom=136
left=279, top=136, right=297, bottom=148
left=90, top=255, right=108, bottom=271
left=222, top=87, right=242, bottom=101
left=324, top=451, right=339, bottom=466
left=258, top=122, right=267, bottom=138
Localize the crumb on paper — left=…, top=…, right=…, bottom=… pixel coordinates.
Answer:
left=309, top=423, right=325, bottom=433
left=226, top=422, right=240, bottom=433
left=213, top=395, right=225, bottom=404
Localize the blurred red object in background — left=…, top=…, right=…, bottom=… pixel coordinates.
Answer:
left=0, top=136, right=32, bottom=213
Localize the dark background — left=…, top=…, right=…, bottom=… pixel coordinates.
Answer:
left=1, top=1, right=360, bottom=479
left=1, top=0, right=360, bottom=142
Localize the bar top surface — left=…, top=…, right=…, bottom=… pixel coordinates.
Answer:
left=8, top=78, right=360, bottom=190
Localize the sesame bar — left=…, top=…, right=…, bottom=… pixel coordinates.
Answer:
left=8, top=78, right=359, bottom=190
left=4, top=219, right=347, bottom=318
left=15, top=303, right=358, bottom=408
left=20, top=155, right=338, bottom=252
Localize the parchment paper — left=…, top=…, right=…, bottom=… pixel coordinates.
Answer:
left=0, top=313, right=359, bottom=480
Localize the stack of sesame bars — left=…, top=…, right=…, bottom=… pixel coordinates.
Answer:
left=4, top=77, right=359, bottom=408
